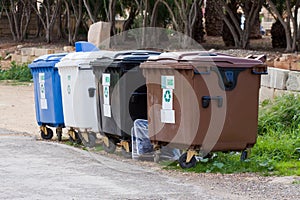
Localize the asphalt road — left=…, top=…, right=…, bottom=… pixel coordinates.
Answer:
left=0, top=128, right=238, bottom=200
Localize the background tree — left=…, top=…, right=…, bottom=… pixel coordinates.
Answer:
left=63, top=0, right=83, bottom=45
left=220, top=0, right=264, bottom=48
left=1, top=0, right=32, bottom=41
left=205, top=0, right=223, bottom=36
left=266, top=0, right=300, bottom=52
left=29, top=0, right=62, bottom=43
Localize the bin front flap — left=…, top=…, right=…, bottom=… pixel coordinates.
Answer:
left=28, top=53, right=67, bottom=68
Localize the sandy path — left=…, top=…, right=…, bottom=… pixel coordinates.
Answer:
left=0, top=83, right=39, bottom=135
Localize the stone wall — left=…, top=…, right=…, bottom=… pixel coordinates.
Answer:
left=260, top=67, right=300, bottom=102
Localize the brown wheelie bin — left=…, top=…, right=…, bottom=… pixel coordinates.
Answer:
left=140, top=51, right=267, bottom=168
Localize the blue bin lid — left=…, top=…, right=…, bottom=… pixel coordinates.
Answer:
left=28, top=53, right=67, bottom=68
left=75, top=41, right=99, bottom=52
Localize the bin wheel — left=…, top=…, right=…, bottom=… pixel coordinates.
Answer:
left=69, top=131, right=82, bottom=144
left=178, top=152, right=197, bottom=169
left=121, top=146, right=132, bottom=159
left=41, top=127, right=53, bottom=140
left=240, top=150, right=248, bottom=161
left=56, top=128, right=62, bottom=141
left=102, top=137, right=116, bottom=153
left=154, top=153, right=160, bottom=163
left=80, top=132, right=97, bottom=148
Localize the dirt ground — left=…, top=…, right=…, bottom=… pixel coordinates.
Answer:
left=0, top=82, right=39, bottom=135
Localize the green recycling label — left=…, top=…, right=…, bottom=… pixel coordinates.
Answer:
left=161, top=76, right=174, bottom=89
left=162, top=89, right=173, bottom=110
left=102, top=73, right=110, bottom=86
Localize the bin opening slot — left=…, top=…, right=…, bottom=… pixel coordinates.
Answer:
left=217, top=67, right=245, bottom=91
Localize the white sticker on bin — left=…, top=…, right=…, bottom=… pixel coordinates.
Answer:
left=102, top=73, right=110, bottom=86
left=161, top=76, right=174, bottom=89
left=39, top=73, right=45, bottom=83
left=103, top=104, right=111, bottom=118
left=39, top=82, right=46, bottom=99
left=103, top=86, right=110, bottom=105
left=40, top=98, right=48, bottom=110
left=162, top=89, right=173, bottom=110
left=161, top=109, right=175, bottom=124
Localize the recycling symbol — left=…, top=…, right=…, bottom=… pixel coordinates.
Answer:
left=104, top=86, right=109, bottom=98
left=164, top=90, right=171, bottom=102
left=40, top=84, right=45, bottom=94
left=67, top=85, right=71, bottom=94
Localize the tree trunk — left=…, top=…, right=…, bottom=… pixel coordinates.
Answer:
left=205, top=0, right=223, bottom=36
left=271, top=20, right=286, bottom=48
left=191, top=0, right=204, bottom=44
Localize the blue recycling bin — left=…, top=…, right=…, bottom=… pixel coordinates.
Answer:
left=28, top=53, right=67, bottom=140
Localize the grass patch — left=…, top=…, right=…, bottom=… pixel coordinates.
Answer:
left=94, top=144, right=104, bottom=152
left=163, top=94, right=300, bottom=176
left=0, top=61, right=32, bottom=82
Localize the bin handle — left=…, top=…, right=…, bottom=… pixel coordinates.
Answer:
left=202, top=96, right=223, bottom=108
left=193, top=66, right=211, bottom=75
left=88, top=88, right=96, bottom=97
left=79, top=67, right=93, bottom=70
left=251, top=68, right=268, bottom=75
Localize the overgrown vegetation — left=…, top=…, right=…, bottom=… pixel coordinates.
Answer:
left=164, top=94, right=300, bottom=176
left=0, top=62, right=32, bottom=82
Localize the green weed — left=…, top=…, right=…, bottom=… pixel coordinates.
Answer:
left=163, top=94, right=300, bottom=176
left=0, top=61, right=32, bottom=82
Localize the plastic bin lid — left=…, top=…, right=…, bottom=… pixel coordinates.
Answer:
left=143, top=51, right=264, bottom=68
left=28, top=53, right=67, bottom=68
left=75, top=41, right=99, bottom=52
left=56, top=50, right=115, bottom=68
left=90, top=50, right=161, bottom=67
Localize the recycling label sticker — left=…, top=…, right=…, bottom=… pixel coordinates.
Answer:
left=38, top=73, right=47, bottom=109
left=102, top=73, right=111, bottom=117
left=39, top=73, right=45, bottom=83
left=161, top=76, right=175, bottom=123
left=103, top=86, right=110, bottom=105
left=39, top=82, right=45, bottom=99
left=161, top=76, right=174, bottom=89
left=162, top=89, right=173, bottom=110
left=67, top=85, right=71, bottom=95
left=102, top=73, right=110, bottom=86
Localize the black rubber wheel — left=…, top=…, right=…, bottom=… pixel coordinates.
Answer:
left=178, top=152, right=197, bottom=169
left=80, top=132, right=97, bottom=148
left=102, top=137, right=116, bottom=153
left=69, top=131, right=82, bottom=144
left=56, top=128, right=62, bottom=141
left=240, top=150, right=248, bottom=161
left=121, top=146, right=132, bottom=159
left=41, top=127, right=53, bottom=140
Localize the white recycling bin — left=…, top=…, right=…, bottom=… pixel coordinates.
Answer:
left=56, top=50, right=114, bottom=147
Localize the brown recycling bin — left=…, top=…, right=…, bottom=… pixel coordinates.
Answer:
left=140, top=52, right=267, bottom=168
